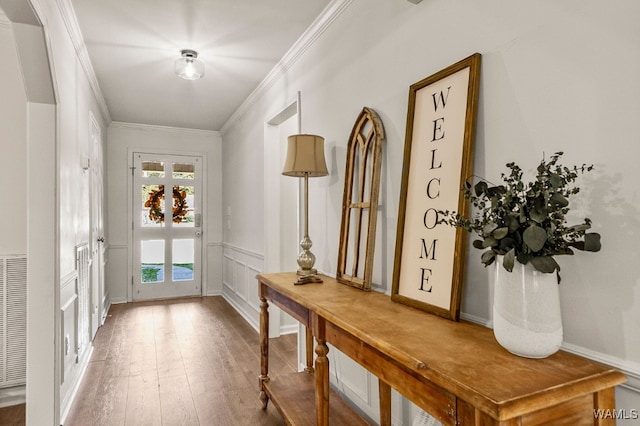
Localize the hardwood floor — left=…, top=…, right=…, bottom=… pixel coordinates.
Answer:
left=0, top=403, right=25, bottom=426
left=0, top=296, right=297, bottom=426
left=68, top=296, right=298, bottom=425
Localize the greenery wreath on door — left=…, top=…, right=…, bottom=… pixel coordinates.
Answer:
left=144, top=185, right=189, bottom=223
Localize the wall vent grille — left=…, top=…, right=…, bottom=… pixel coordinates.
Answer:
left=0, top=255, right=27, bottom=389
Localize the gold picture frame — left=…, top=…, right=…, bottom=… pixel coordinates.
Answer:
left=391, top=53, right=481, bottom=320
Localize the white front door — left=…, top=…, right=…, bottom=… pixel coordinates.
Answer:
left=132, top=152, right=203, bottom=300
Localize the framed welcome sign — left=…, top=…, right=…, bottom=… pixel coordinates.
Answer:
left=391, top=53, right=481, bottom=321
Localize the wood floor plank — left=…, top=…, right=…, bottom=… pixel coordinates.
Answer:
left=91, top=375, right=129, bottom=426
left=4, top=296, right=297, bottom=426
left=189, top=381, right=237, bottom=425
left=0, top=403, right=25, bottom=426
left=158, top=374, right=199, bottom=426
left=124, top=372, right=161, bottom=426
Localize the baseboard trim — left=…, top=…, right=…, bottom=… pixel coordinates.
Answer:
left=101, top=297, right=111, bottom=325
left=59, top=346, right=94, bottom=425
left=280, top=324, right=299, bottom=335
left=0, top=385, right=25, bottom=408
left=222, top=293, right=259, bottom=332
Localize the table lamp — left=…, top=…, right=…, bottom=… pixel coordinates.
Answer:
left=282, top=134, right=329, bottom=278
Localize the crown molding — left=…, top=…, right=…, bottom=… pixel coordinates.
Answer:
left=220, top=0, right=355, bottom=135
left=110, top=121, right=221, bottom=138
left=55, top=0, right=111, bottom=123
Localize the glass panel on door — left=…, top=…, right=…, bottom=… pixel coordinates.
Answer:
left=141, top=239, right=164, bottom=283
left=141, top=184, right=165, bottom=227
left=172, top=239, right=194, bottom=281
left=173, top=185, right=194, bottom=227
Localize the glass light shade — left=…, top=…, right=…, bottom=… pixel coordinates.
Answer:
left=282, top=134, right=329, bottom=177
left=175, top=49, right=204, bottom=80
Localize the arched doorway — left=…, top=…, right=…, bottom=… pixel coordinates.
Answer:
left=0, top=1, right=58, bottom=424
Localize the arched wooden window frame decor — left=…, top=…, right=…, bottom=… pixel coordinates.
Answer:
left=336, top=107, right=385, bottom=291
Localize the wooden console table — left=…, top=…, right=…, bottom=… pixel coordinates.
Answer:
left=258, top=272, right=626, bottom=425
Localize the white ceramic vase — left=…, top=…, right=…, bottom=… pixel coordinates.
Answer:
left=492, top=257, right=563, bottom=358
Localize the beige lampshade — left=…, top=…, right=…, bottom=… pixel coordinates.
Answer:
left=282, top=134, right=329, bottom=177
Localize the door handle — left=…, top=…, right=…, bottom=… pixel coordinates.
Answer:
left=97, top=237, right=105, bottom=243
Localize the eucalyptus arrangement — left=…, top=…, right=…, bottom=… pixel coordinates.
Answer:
left=439, top=152, right=601, bottom=281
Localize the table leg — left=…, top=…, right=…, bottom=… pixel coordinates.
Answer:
left=305, top=327, right=314, bottom=374
left=314, top=319, right=329, bottom=425
left=594, top=388, right=617, bottom=426
left=259, top=295, right=269, bottom=409
left=379, top=379, right=391, bottom=426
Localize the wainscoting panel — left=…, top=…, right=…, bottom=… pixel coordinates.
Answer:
left=205, top=243, right=223, bottom=295
left=247, top=265, right=261, bottom=313
left=222, top=254, right=235, bottom=293
left=59, top=271, right=78, bottom=389
left=234, top=260, right=248, bottom=302
left=221, top=244, right=263, bottom=332
left=328, top=346, right=372, bottom=404
left=59, top=244, right=96, bottom=422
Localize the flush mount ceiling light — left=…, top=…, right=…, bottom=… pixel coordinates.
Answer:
left=175, top=49, right=204, bottom=80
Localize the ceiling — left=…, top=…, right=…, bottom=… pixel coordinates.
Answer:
left=69, top=0, right=332, bottom=131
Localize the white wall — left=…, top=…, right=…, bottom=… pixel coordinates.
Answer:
left=106, top=123, right=223, bottom=302
left=221, top=0, right=640, bottom=423
left=0, top=22, right=27, bottom=254
left=41, top=1, right=109, bottom=421
left=1, top=0, right=110, bottom=423
left=0, top=15, right=28, bottom=411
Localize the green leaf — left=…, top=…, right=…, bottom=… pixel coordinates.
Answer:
left=503, top=249, right=515, bottom=272
left=493, top=227, right=508, bottom=239
left=480, top=250, right=496, bottom=266
left=529, top=256, right=560, bottom=274
left=482, top=236, right=498, bottom=248
left=482, top=222, right=498, bottom=236
left=499, top=237, right=516, bottom=252
left=550, top=192, right=569, bottom=207
left=517, top=252, right=533, bottom=265
left=530, top=206, right=547, bottom=223
left=488, top=185, right=506, bottom=197
left=530, top=197, right=547, bottom=223
left=472, top=239, right=484, bottom=250
left=568, top=223, right=591, bottom=232
left=549, top=172, right=562, bottom=188
left=584, top=233, right=602, bottom=252
left=474, top=181, right=488, bottom=197
left=569, top=241, right=585, bottom=251
left=523, top=224, right=547, bottom=252
left=505, top=215, right=519, bottom=232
